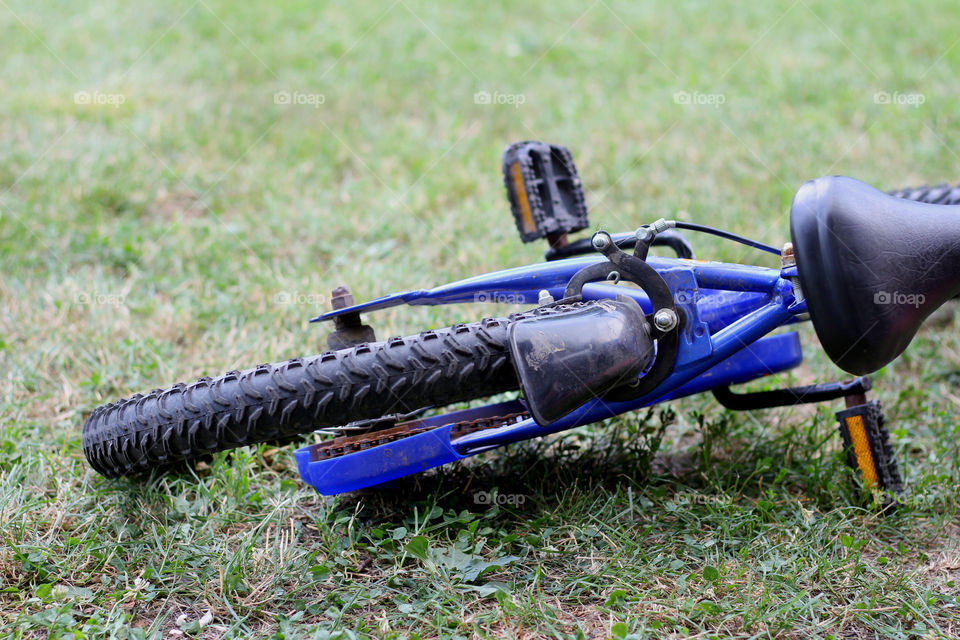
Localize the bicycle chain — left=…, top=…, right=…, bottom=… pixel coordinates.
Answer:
left=312, top=411, right=531, bottom=460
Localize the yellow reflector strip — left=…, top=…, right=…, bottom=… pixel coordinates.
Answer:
left=844, top=415, right=878, bottom=487
left=511, top=161, right=536, bottom=234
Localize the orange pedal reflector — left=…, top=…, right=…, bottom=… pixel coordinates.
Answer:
left=842, top=415, right=878, bottom=487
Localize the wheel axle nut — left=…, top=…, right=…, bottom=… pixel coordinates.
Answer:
left=592, top=233, right=612, bottom=251
left=653, top=308, right=678, bottom=332
left=330, top=285, right=354, bottom=310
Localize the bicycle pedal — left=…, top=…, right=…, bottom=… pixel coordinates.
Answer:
left=836, top=400, right=903, bottom=499
left=502, top=141, right=588, bottom=248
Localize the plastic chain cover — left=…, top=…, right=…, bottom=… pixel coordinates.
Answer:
left=508, top=299, right=654, bottom=425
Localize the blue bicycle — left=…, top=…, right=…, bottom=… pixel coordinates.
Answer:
left=82, top=141, right=960, bottom=500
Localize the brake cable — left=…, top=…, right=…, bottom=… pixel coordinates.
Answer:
left=642, top=219, right=781, bottom=255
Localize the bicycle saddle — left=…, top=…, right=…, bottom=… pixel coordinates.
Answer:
left=791, top=175, right=960, bottom=374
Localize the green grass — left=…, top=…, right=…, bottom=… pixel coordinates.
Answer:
left=2, top=0, right=960, bottom=637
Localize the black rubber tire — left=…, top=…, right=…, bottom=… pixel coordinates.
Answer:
left=889, top=183, right=960, bottom=205
left=82, top=316, right=523, bottom=478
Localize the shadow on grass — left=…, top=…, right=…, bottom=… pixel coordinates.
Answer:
left=101, top=402, right=902, bottom=533
left=334, top=405, right=871, bottom=523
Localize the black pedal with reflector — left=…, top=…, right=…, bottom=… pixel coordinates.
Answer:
left=836, top=401, right=903, bottom=497
left=502, top=141, right=588, bottom=244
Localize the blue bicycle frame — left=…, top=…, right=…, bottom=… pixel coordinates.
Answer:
left=295, top=253, right=809, bottom=495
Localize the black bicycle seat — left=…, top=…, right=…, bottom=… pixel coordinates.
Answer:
left=790, top=175, right=960, bottom=374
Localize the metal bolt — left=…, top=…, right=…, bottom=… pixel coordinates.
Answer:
left=538, top=289, right=555, bottom=306
left=791, top=278, right=804, bottom=303
left=592, top=233, right=611, bottom=251
left=780, top=242, right=796, bottom=269
left=635, top=226, right=655, bottom=243
left=653, top=308, right=679, bottom=332
left=330, top=285, right=354, bottom=310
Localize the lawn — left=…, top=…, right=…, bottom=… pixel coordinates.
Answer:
left=2, top=0, right=960, bottom=637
